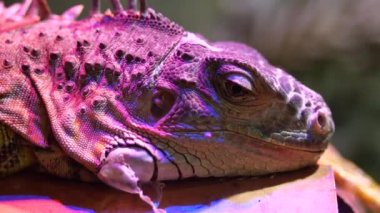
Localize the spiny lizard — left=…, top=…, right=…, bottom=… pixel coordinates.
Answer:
left=0, top=0, right=378, bottom=212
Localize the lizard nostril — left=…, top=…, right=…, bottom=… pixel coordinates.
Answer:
left=317, top=113, right=327, bottom=129
left=308, top=111, right=334, bottom=142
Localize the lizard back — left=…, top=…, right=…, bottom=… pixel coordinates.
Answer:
left=0, top=8, right=184, bottom=171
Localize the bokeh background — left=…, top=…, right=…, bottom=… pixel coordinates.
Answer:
left=5, top=0, right=380, bottom=181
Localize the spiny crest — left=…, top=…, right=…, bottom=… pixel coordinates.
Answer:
left=4, top=0, right=183, bottom=101
left=96, top=0, right=183, bottom=34
left=0, top=0, right=83, bottom=33
left=50, top=8, right=183, bottom=98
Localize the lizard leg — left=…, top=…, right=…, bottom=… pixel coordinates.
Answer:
left=0, top=124, right=35, bottom=177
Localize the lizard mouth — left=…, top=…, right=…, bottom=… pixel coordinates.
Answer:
left=267, top=130, right=329, bottom=152
left=264, top=110, right=334, bottom=152
left=270, top=130, right=309, bottom=142
left=170, top=128, right=329, bottom=153
left=229, top=127, right=329, bottom=153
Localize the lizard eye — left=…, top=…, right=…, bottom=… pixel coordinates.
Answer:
left=223, top=75, right=253, bottom=98
left=214, top=65, right=256, bottom=104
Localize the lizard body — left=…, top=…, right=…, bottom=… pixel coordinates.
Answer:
left=0, top=0, right=341, bottom=211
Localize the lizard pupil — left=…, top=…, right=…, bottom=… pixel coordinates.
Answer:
left=225, top=81, right=247, bottom=97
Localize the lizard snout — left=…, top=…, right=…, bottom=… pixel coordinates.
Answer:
left=307, top=110, right=335, bottom=143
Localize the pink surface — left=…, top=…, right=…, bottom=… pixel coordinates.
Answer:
left=0, top=166, right=337, bottom=212
left=0, top=199, right=84, bottom=213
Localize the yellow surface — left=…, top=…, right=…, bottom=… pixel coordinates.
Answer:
left=320, top=145, right=380, bottom=212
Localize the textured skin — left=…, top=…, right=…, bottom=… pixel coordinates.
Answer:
left=0, top=0, right=334, bottom=202
left=0, top=124, right=35, bottom=176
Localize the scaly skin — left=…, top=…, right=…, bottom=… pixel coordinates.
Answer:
left=3, top=0, right=369, bottom=211
left=0, top=0, right=332, bottom=195
left=0, top=124, right=35, bottom=176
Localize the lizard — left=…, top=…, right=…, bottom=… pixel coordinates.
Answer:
left=0, top=0, right=378, bottom=212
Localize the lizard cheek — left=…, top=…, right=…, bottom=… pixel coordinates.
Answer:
left=150, top=89, right=176, bottom=119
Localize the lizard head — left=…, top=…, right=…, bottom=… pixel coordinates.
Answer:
left=97, top=33, right=335, bottom=196
left=115, top=33, right=335, bottom=181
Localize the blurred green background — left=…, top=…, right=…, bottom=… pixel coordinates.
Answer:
left=5, top=0, right=380, bottom=181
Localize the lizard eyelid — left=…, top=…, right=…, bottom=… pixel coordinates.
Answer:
left=225, top=74, right=254, bottom=93
left=221, top=74, right=256, bottom=102
left=214, top=65, right=257, bottom=104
